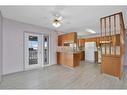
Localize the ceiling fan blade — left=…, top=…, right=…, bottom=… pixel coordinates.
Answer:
left=57, top=16, right=63, bottom=20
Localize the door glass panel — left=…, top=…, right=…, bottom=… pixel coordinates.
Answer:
left=43, top=36, right=49, bottom=65
left=28, top=36, right=38, bottom=65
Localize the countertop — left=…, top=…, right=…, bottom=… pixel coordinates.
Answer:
left=56, top=50, right=84, bottom=54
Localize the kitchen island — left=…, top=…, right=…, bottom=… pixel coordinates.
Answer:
left=57, top=51, right=81, bottom=68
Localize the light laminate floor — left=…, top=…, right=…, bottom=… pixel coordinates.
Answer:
left=0, top=61, right=127, bottom=89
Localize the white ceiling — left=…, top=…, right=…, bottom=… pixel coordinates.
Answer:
left=0, top=6, right=127, bottom=36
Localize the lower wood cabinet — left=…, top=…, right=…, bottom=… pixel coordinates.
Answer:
left=94, top=51, right=98, bottom=63
left=80, top=51, right=85, bottom=60
left=57, top=52, right=80, bottom=68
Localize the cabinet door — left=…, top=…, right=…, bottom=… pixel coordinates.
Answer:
left=112, top=57, right=120, bottom=77
left=102, top=55, right=113, bottom=75
left=57, top=52, right=60, bottom=64
left=58, top=36, right=62, bottom=46
left=78, top=39, right=85, bottom=47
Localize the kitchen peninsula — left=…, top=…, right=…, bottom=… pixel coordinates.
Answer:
left=57, top=32, right=85, bottom=68
left=57, top=47, right=81, bottom=68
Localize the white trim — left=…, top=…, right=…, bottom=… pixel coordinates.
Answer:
left=41, top=35, right=44, bottom=67
left=23, top=31, right=51, bottom=71
left=48, top=34, right=51, bottom=66
left=43, top=63, right=56, bottom=67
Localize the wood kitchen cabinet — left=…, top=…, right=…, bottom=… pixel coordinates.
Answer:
left=58, top=32, right=77, bottom=46
left=101, top=54, right=120, bottom=78
left=80, top=51, right=85, bottom=60
left=77, top=39, right=85, bottom=47
left=94, top=51, right=98, bottom=63
left=56, top=52, right=80, bottom=68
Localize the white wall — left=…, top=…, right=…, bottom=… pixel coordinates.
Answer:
left=0, top=11, right=2, bottom=81
left=124, top=29, right=127, bottom=66
left=2, top=18, right=57, bottom=75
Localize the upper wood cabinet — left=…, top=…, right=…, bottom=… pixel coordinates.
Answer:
left=58, top=35, right=63, bottom=46
left=77, top=34, right=120, bottom=47
left=77, top=39, right=85, bottom=47
left=58, top=32, right=77, bottom=46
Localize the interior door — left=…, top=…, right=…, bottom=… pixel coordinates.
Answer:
left=25, top=33, right=43, bottom=70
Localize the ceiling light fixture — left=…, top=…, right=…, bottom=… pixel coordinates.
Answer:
left=52, top=16, right=63, bottom=28
left=86, top=29, right=96, bottom=34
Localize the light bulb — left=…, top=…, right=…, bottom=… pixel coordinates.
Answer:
left=52, top=22, right=61, bottom=28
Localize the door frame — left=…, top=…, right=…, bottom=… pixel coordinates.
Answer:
left=23, top=31, right=51, bottom=71
left=24, top=32, right=43, bottom=70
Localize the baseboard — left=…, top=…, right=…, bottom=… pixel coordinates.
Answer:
left=43, top=63, right=57, bottom=67
left=3, top=63, right=57, bottom=76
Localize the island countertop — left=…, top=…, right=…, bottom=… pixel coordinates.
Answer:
left=56, top=51, right=81, bottom=54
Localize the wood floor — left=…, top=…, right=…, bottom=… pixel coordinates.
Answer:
left=0, top=61, right=127, bottom=89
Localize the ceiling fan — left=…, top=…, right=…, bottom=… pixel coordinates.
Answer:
left=52, top=14, right=63, bottom=28
left=44, top=7, right=70, bottom=28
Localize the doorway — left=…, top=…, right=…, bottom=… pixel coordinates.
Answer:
left=24, top=33, right=43, bottom=70
left=24, top=33, right=50, bottom=70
